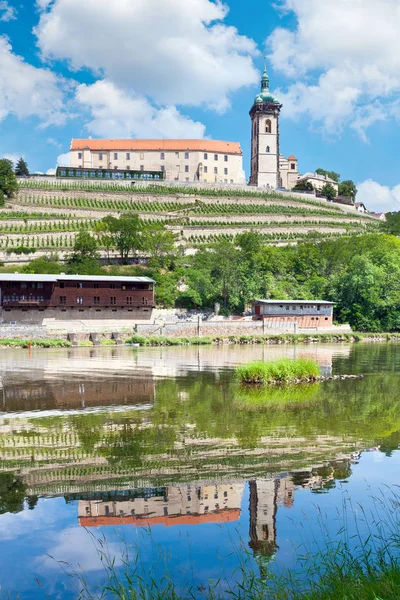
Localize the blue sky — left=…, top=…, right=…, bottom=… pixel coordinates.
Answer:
left=1, top=0, right=400, bottom=211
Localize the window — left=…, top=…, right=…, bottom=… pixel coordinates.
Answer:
left=140, top=152, right=144, bottom=160
left=99, top=153, right=103, bottom=161
left=185, top=152, right=189, bottom=159
left=224, top=168, right=228, bottom=175
left=93, top=283, right=99, bottom=289
left=214, top=167, right=218, bottom=174
left=21, top=283, right=27, bottom=289
left=266, top=146, right=270, bottom=153
left=126, top=297, right=133, bottom=305
left=59, top=296, right=66, bottom=304
left=203, top=166, right=208, bottom=174
left=77, top=282, right=83, bottom=289
left=214, top=154, right=218, bottom=161
left=77, top=296, right=83, bottom=304
left=265, top=119, right=272, bottom=133
left=204, top=153, right=208, bottom=160
left=127, top=165, right=130, bottom=170
left=185, top=165, right=189, bottom=172
left=140, top=165, right=144, bottom=171
left=110, top=297, right=116, bottom=305
left=224, top=155, right=228, bottom=162
left=126, top=152, right=130, bottom=160
left=286, top=306, right=289, bottom=310
left=142, top=297, right=148, bottom=305
left=160, top=152, right=165, bottom=160
left=110, top=283, right=116, bottom=289
left=114, top=152, right=118, bottom=160
left=291, top=163, right=296, bottom=170
left=160, top=165, right=165, bottom=172
left=94, top=296, right=100, bottom=304
left=78, top=152, right=82, bottom=159
left=37, top=283, right=43, bottom=289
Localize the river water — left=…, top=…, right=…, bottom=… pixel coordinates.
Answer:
left=1, top=343, right=400, bottom=598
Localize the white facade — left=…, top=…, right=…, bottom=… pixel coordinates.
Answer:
left=296, top=172, right=339, bottom=193
left=70, top=140, right=246, bottom=185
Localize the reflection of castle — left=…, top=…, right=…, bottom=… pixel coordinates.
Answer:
left=78, top=483, right=244, bottom=527
left=249, top=477, right=294, bottom=560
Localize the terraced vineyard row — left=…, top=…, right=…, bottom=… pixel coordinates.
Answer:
left=18, top=194, right=361, bottom=219
left=18, top=179, right=345, bottom=210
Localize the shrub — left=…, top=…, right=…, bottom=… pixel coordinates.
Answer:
left=236, top=358, right=320, bottom=384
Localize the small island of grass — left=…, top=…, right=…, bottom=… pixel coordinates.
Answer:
left=236, top=357, right=320, bottom=385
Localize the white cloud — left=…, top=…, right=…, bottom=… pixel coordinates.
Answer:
left=267, top=0, right=400, bottom=138
left=34, top=0, right=259, bottom=112
left=2, top=153, right=19, bottom=166
left=47, top=137, right=62, bottom=149
left=56, top=152, right=70, bottom=166
left=0, top=36, right=67, bottom=127
left=75, top=80, right=206, bottom=139
left=357, top=179, right=400, bottom=213
left=0, top=1, right=16, bottom=21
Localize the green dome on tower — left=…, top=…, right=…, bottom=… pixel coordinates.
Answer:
left=254, top=67, right=280, bottom=104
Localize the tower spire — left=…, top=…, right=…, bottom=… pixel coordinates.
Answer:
left=261, top=57, right=269, bottom=91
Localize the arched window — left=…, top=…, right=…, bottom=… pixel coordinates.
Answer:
left=266, top=146, right=270, bottom=153
left=265, top=119, right=272, bottom=133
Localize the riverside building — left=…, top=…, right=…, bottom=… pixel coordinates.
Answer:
left=252, top=300, right=334, bottom=328
left=0, top=274, right=155, bottom=323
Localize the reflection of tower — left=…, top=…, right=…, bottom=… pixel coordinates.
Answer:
left=249, top=478, right=295, bottom=575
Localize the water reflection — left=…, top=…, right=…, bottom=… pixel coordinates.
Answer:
left=0, top=343, right=399, bottom=598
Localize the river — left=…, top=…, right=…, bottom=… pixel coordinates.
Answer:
left=0, top=343, right=400, bottom=598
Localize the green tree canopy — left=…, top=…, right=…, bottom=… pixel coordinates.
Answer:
left=67, top=232, right=102, bottom=274
left=316, top=168, right=340, bottom=183
left=14, top=157, right=29, bottom=177
left=101, top=213, right=144, bottom=259
left=319, top=183, right=337, bottom=201
left=338, top=179, right=357, bottom=200
left=382, top=212, right=400, bottom=236
left=0, top=158, right=18, bottom=205
left=292, top=180, right=314, bottom=192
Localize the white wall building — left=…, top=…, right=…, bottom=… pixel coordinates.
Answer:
left=69, top=139, right=246, bottom=185
left=295, top=172, right=339, bottom=193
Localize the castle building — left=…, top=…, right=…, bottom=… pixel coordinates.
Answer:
left=69, top=139, right=246, bottom=185
left=249, top=67, right=299, bottom=189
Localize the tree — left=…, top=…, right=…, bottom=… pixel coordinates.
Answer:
left=67, top=232, right=102, bottom=274
left=338, top=179, right=357, bottom=200
left=0, top=158, right=18, bottom=205
left=0, top=473, right=26, bottom=514
left=383, top=212, right=400, bottom=236
left=316, top=168, right=340, bottom=183
left=142, top=222, right=176, bottom=267
left=14, top=157, right=29, bottom=177
left=319, top=183, right=337, bottom=201
left=22, top=253, right=63, bottom=274
left=292, top=181, right=314, bottom=192
left=102, top=213, right=144, bottom=259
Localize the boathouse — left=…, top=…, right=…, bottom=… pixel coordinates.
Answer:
left=252, top=300, right=334, bottom=328
left=0, top=274, right=155, bottom=323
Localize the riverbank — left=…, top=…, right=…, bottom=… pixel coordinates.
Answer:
left=1, top=331, right=400, bottom=348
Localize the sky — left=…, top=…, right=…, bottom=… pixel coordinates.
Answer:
left=1, top=0, right=400, bottom=211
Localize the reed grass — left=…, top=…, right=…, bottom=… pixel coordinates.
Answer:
left=236, top=358, right=320, bottom=384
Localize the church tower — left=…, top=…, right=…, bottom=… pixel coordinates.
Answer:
left=249, top=66, right=282, bottom=188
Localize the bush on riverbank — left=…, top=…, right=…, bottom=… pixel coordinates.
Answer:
left=236, top=358, right=320, bottom=384
left=0, top=338, right=71, bottom=348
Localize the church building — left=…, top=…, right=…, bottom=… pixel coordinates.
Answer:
left=249, top=67, right=299, bottom=189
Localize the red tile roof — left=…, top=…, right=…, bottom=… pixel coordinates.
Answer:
left=70, top=139, right=242, bottom=155
left=79, top=508, right=241, bottom=528
left=287, top=154, right=297, bottom=160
